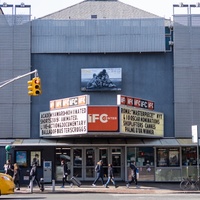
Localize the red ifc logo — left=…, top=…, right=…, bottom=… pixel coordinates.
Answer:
left=88, top=106, right=118, bottom=131
left=88, top=114, right=108, bottom=123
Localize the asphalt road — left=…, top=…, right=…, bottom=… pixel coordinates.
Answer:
left=2, top=193, right=200, bottom=200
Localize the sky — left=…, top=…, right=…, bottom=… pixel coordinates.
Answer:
left=1, top=0, right=200, bottom=19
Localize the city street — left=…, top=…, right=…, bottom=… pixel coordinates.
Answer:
left=2, top=193, right=200, bottom=200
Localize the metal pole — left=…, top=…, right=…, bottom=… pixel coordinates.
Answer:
left=30, top=179, right=33, bottom=193
left=197, top=127, right=199, bottom=179
left=52, top=179, right=55, bottom=192
left=0, top=69, right=38, bottom=89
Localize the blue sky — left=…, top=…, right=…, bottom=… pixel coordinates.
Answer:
left=1, top=0, right=200, bottom=19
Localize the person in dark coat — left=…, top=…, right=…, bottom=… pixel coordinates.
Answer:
left=126, top=161, right=139, bottom=188
left=29, top=160, right=40, bottom=188
left=61, top=160, right=72, bottom=188
left=92, top=160, right=104, bottom=186
left=104, top=164, right=118, bottom=188
left=13, top=163, right=20, bottom=190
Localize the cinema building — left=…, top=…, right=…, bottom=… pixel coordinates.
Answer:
left=0, top=0, right=200, bottom=183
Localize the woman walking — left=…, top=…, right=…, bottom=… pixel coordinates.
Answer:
left=104, top=164, right=118, bottom=188
left=13, top=163, right=20, bottom=190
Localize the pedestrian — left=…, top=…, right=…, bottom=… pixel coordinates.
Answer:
left=29, top=159, right=40, bottom=188
left=104, top=164, right=118, bottom=188
left=61, top=160, right=72, bottom=188
left=13, top=163, right=20, bottom=190
left=126, top=161, right=139, bottom=188
left=4, top=159, right=13, bottom=177
left=92, top=160, right=104, bottom=186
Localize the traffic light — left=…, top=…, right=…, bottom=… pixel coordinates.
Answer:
left=33, top=77, right=42, bottom=96
left=27, top=79, right=34, bottom=96
left=27, top=77, right=42, bottom=96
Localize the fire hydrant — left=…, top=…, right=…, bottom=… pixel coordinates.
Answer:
left=40, top=178, right=44, bottom=192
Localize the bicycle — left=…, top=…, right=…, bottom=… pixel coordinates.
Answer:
left=180, top=176, right=200, bottom=190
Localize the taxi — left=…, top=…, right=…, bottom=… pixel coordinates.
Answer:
left=0, top=173, right=15, bottom=195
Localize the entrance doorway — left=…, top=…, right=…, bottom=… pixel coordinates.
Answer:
left=55, top=147, right=124, bottom=181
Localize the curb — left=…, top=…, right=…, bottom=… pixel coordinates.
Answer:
left=14, top=184, right=200, bottom=195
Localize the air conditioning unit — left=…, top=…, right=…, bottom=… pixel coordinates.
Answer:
left=169, top=41, right=174, bottom=46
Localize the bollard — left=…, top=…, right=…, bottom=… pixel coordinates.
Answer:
left=40, top=178, right=44, bottom=192
left=30, top=179, right=33, bottom=193
left=52, top=179, right=55, bottom=192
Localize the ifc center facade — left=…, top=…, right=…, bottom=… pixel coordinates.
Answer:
left=0, top=0, right=200, bottom=184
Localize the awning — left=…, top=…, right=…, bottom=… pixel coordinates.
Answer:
left=11, top=138, right=198, bottom=147
left=0, top=139, right=14, bottom=146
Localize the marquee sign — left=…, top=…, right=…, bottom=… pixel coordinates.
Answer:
left=40, top=106, right=87, bottom=137
left=119, top=105, right=164, bottom=137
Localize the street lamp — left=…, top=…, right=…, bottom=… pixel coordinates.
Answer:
left=0, top=2, right=14, bottom=15
left=15, top=3, right=31, bottom=21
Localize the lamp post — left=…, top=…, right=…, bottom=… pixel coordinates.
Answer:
left=192, top=125, right=199, bottom=179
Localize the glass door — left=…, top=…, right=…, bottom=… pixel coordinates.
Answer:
left=111, top=148, right=122, bottom=179
left=99, top=148, right=108, bottom=177
left=55, top=147, right=71, bottom=181
left=72, top=148, right=82, bottom=178
left=85, top=148, right=95, bottom=179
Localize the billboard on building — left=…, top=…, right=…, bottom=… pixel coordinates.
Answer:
left=40, top=105, right=88, bottom=137
left=119, top=105, right=164, bottom=137
left=88, top=106, right=118, bottom=131
left=81, top=68, right=122, bottom=91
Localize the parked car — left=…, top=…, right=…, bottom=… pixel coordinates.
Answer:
left=0, top=173, right=15, bottom=195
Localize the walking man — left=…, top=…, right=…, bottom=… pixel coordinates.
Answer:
left=126, top=161, right=139, bottom=188
left=92, top=160, right=104, bottom=186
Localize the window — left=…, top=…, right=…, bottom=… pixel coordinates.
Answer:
left=157, top=148, right=180, bottom=167
left=182, top=147, right=197, bottom=166
left=91, top=15, right=97, bottom=19
left=127, top=147, right=154, bottom=167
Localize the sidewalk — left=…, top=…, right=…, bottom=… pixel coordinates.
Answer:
left=15, top=182, right=200, bottom=194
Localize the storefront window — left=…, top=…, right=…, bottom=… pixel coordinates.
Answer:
left=157, top=148, right=180, bottom=167
left=127, top=147, right=154, bottom=181
left=182, top=147, right=197, bottom=166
